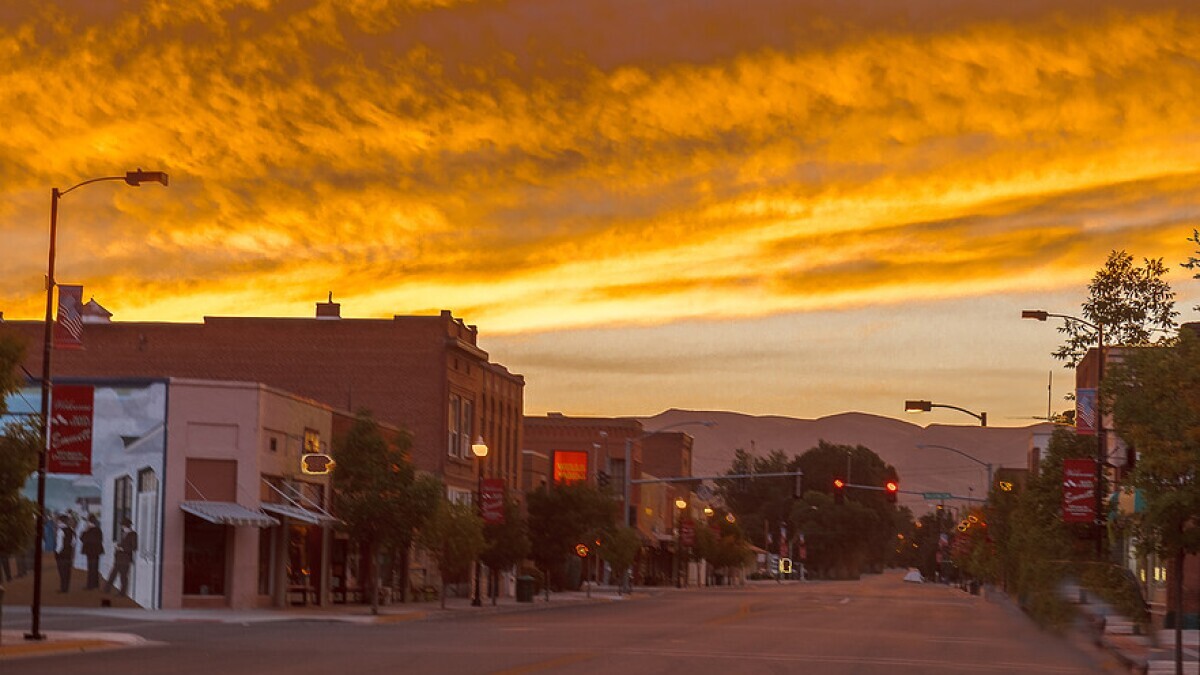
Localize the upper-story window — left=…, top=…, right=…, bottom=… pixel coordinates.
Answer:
left=303, top=429, right=321, bottom=454
left=448, top=395, right=461, bottom=457
left=449, top=394, right=475, bottom=458
left=461, top=399, right=474, bottom=458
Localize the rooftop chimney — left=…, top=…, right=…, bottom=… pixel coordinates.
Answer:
left=316, top=292, right=341, bottom=320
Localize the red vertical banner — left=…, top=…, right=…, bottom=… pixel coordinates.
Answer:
left=53, top=284, right=85, bottom=350
left=1062, top=458, right=1096, bottom=523
left=48, top=385, right=94, bottom=474
left=681, top=519, right=695, bottom=547
left=480, top=478, right=505, bottom=524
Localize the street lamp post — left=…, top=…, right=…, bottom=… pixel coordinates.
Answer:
left=904, top=400, right=987, bottom=426
left=674, top=497, right=687, bottom=588
left=28, top=170, right=168, bottom=641
left=1023, top=309, right=1105, bottom=558
left=915, top=444, right=993, bottom=496
left=624, top=421, right=716, bottom=527
left=471, top=436, right=488, bottom=607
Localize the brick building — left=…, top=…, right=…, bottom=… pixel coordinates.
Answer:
left=642, top=431, right=694, bottom=483
left=1, top=299, right=524, bottom=501
left=521, top=414, right=644, bottom=523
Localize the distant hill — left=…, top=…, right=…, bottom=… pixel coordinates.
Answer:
left=640, top=409, right=1053, bottom=515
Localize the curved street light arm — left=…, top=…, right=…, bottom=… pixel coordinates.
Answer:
left=927, top=403, right=987, bottom=426
left=917, top=443, right=993, bottom=495
left=917, top=443, right=987, bottom=469
left=1045, top=312, right=1099, bottom=332
left=58, top=175, right=127, bottom=197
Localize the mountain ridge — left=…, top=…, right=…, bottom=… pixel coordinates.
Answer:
left=639, top=409, right=1052, bottom=513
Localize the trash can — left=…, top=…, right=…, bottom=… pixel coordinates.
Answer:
left=516, top=576, right=535, bottom=603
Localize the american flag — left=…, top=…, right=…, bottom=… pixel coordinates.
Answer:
left=1075, top=388, right=1097, bottom=436
left=53, top=284, right=85, bottom=350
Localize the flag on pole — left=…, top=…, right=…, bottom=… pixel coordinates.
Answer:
left=53, top=284, right=85, bottom=350
left=1075, top=388, right=1096, bottom=436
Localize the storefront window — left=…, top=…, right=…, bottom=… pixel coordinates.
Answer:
left=183, top=513, right=227, bottom=595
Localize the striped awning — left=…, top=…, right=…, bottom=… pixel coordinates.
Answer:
left=181, top=501, right=279, bottom=528
left=261, top=502, right=339, bottom=525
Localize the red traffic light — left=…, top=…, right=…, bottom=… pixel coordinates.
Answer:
left=885, top=480, right=898, bottom=503
left=301, top=453, right=335, bottom=475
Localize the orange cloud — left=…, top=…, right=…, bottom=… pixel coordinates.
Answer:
left=1, top=1, right=1198, bottom=337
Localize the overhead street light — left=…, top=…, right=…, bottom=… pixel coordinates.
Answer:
left=905, top=400, right=987, bottom=426
left=471, top=436, right=488, bottom=607
left=675, top=498, right=687, bottom=588
left=28, top=170, right=169, bottom=642
left=1022, top=308, right=1106, bottom=558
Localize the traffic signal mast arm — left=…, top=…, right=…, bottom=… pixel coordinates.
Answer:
left=632, top=473, right=910, bottom=492
left=630, top=471, right=803, bottom=484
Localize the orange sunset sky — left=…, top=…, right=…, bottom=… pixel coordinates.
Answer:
left=2, top=0, right=1199, bottom=425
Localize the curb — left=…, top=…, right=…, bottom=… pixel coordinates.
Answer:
left=0, top=631, right=153, bottom=661
left=1099, top=635, right=1149, bottom=675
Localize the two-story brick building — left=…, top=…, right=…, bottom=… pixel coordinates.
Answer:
left=2, top=298, right=524, bottom=504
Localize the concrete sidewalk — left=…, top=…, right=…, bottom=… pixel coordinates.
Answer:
left=1061, top=581, right=1199, bottom=674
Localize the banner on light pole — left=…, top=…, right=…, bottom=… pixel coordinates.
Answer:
left=48, top=384, right=94, bottom=475
left=1062, top=458, right=1096, bottom=523
left=481, top=478, right=505, bottom=524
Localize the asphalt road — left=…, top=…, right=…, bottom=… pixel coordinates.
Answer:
left=2, top=571, right=1124, bottom=674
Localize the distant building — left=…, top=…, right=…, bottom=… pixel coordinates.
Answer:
left=522, top=414, right=645, bottom=523
left=642, top=431, right=694, bottom=483
left=521, top=414, right=698, bottom=585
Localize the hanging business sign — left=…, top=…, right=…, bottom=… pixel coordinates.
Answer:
left=48, top=384, right=94, bottom=474
left=552, top=450, right=589, bottom=484
left=1062, top=458, right=1096, bottom=523
left=481, top=478, right=506, bottom=524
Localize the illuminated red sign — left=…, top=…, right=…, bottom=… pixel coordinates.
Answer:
left=553, top=451, right=589, bottom=484
left=48, top=385, right=94, bottom=475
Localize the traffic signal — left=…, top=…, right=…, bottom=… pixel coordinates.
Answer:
left=793, top=473, right=804, bottom=499
left=885, top=480, right=898, bottom=503
left=833, top=478, right=845, bottom=505
left=301, top=453, right=335, bottom=475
